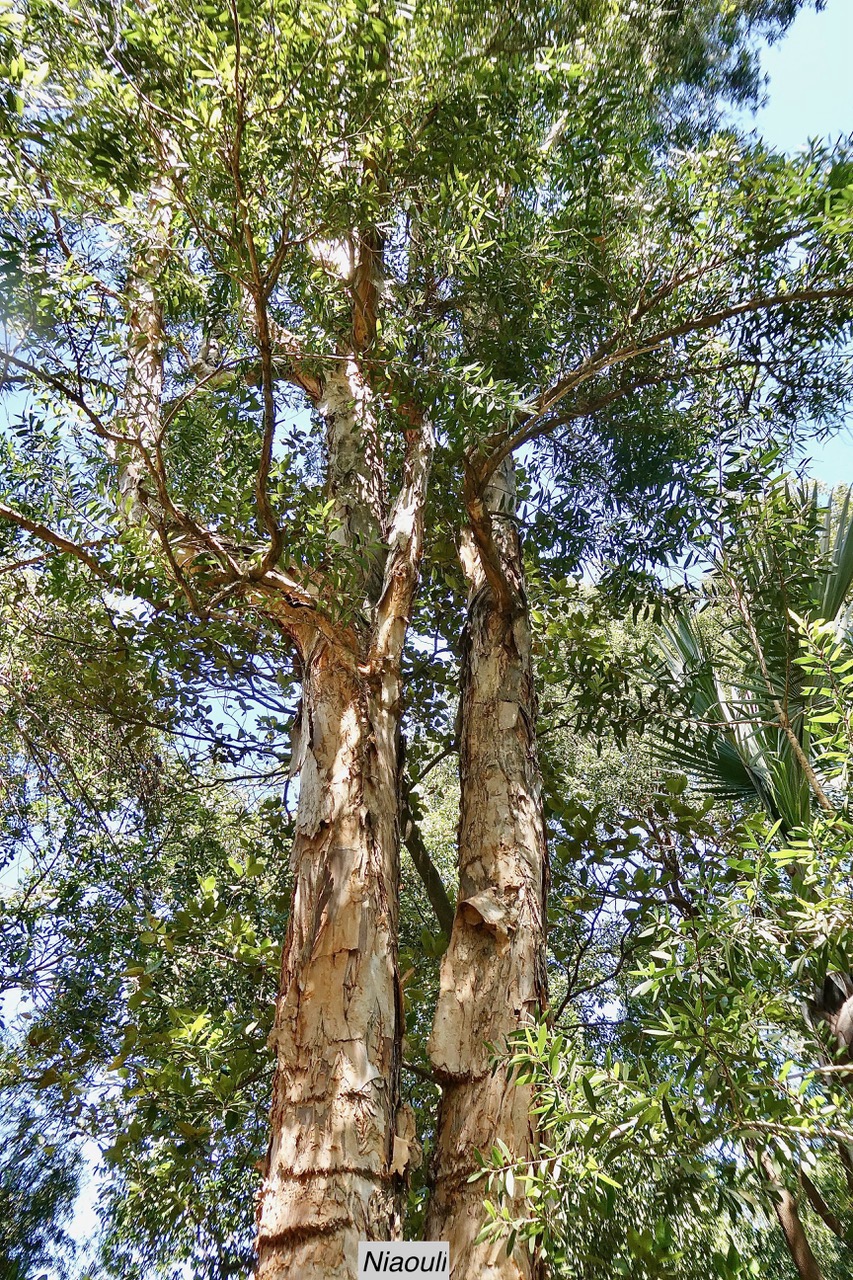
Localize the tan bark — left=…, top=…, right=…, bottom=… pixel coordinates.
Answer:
left=255, top=641, right=404, bottom=1278
left=426, top=458, right=547, bottom=1279
left=760, top=1154, right=825, bottom=1280
left=256, top=397, right=434, bottom=1280
left=773, top=1189, right=825, bottom=1280
left=320, top=359, right=387, bottom=599
left=113, top=188, right=433, bottom=1275
left=100, top=161, right=436, bottom=1275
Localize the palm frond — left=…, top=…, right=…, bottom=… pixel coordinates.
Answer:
left=653, top=611, right=779, bottom=813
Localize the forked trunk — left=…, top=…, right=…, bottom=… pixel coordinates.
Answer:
left=256, top=639, right=408, bottom=1278
left=117, top=200, right=432, bottom=1276
left=256, top=389, right=433, bottom=1278
left=426, top=458, right=547, bottom=1279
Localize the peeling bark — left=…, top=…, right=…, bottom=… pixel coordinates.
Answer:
left=116, top=188, right=435, bottom=1278
left=321, top=361, right=386, bottom=558
left=256, top=405, right=434, bottom=1279
left=426, top=458, right=547, bottom=1279
left=256, top=641, right=405, bottom=1279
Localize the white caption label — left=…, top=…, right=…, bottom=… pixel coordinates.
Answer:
left=358, top=1242, right=449, bottom=1276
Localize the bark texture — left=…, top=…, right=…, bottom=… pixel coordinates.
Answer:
left=774, top=1190, right=825, bottom=1280
left=760, top=1154, right=825, bottom=1280
left=426, top=458, right=548, bottom=1279
left=256, top=386, right=434, bottom=1279
left=812, top=973, right=853, bottom=1058
left=116, top=194, right=433, bottom=1278
left=255, top=642, right=406, bottom=1278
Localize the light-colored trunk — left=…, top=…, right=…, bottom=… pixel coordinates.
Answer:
left=256, top=396, right=433, bottom=1279
left=255, top=641, right=408, bottom=1279
left=319, top=357, right=386, bottom=594
left=426, top=459, right=547, bottom=1279
left=118, top=196, right=434, bottom=1277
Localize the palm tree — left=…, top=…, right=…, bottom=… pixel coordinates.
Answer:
left=657, top=482, right=853, bottom=839
left=653, top=481, right=853, bottom=1280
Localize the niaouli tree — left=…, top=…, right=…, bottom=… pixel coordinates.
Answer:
left=2, top=0, right=853, bottom=1277
left=415, top=24, right=853, bottom=1280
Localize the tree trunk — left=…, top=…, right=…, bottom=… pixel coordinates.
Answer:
left=760, top=1154, right=825, bottom=1280
left=116, top=201, right=433, bottom=1277
left=773, top=1189, right=825, bottom=1280
left=255, top=640, right=408, bottom=1279
left=426, top=458, right=548, bottom=1279
left=256, top=389, right=433, bottom=1279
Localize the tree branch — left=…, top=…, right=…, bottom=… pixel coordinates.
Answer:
left=0, top=503, right=118, bottom=586
left=401, top=771, right=455, bottom=939
left=799, top=1168, right=850, bottom=1247
left=368, top=407, right=435, bottom=668
left=474, top=284, right=853, bottom=490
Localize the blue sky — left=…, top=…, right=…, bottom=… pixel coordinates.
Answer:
left=749, top=0, right=853, bottom=485
left=751, top=0, right=853, bottom=153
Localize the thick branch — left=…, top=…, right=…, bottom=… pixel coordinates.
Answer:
left=401, top=771, right=454, bottom=939
left=461, top=454, right=523, bottom=619
left=758, top=1152, right=825, bottom=1280
left=462, top=476, right=515, bottom=616
left=539, top=285, right=853, bottom=421
left=799, top=1169, right=850, bottom=1246
left=837, top=1143, right=853, bottom=1199
left=352, top=217, right=383, bottom=354
left=266, top=319, right=322, bottom=399
left=250, top=293, right=284, bottom=572
left=0, top=503, right=118, bottom=586
left=474, top=284, right=853, bottom=490
left=368, top=408, right=435, bottom=667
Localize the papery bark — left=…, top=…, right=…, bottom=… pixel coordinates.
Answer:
left=117, top=203, right=433, bottom=1275
left=426, top=458, right=547, bottom=1280
left=255, top=639, right=406, bottom=1279
left=256, top=387, right=434, bottom=1280
left=319, top=359, right=387, bottom=598
left=112, top=164, right=437, bottom=1275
